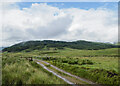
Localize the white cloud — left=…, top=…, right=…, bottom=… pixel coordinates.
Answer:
left=59, top=8, right=118, bottom=42
left=1, top=3, right=118, bottom=47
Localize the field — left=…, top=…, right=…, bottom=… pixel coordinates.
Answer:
left=2, top=48, right=120, bottom=85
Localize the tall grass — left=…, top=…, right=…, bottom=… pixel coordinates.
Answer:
left=2, top=53, right=66, bottom=85
left=2, top=48, right=119, bottom=85
left=41, top=57, right=120, bottom=85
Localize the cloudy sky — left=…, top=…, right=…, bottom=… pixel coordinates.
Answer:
left=0, top=2, right=118, bottom=47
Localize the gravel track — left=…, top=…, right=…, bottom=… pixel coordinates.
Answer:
left=35, top=60, right=77, bottom=86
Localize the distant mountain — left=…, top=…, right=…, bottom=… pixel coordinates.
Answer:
left=0, top=47, right=5, bottom=51
left=3, top=40, right=119, bottom=52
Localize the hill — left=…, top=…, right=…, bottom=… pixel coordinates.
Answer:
left=2, top=40, right=119, bottom=52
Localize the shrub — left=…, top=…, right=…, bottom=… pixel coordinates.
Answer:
left=80, top=59, right=94, bottom=65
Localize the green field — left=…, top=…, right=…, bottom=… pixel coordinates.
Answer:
left=2, top=47, right=120, bottom=85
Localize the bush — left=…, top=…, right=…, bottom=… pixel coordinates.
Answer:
left=79, top=59, right=94, bottom=65
left=68, top=60, right=78, bottom=64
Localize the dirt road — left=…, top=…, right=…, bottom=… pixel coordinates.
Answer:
left=34, top=59, right=97, bottom=85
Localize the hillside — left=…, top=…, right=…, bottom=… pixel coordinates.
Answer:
left=3, top=40, right=119, bottom=52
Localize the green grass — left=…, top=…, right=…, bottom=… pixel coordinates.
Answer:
left=24, top=47, right=119, bottom=57
left=2, top=48, right=119, bottom=85
left=2, top=53, right=67, bottom=85
left=41, top=57, right=119, bottom=85
left=24, top=48, right=119, bottom=72
left=31, top=48, right=119, bottom=85
left=77, top=57, right=118, bottom=72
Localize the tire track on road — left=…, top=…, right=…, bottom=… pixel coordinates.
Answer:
left=35, top=60, right=77, bottom=86
left=34, top=59, right=97, bottom=85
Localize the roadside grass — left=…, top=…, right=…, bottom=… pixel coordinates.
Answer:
left=42, top=62, right=88, bottom=84
left=40, top=56, right=118, bottom=72
left=2, top=53, right=67, bottom=85
left=41, top=56, right=119, bottom=85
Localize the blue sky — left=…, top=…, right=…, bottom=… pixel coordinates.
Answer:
left=16, top=2, right=118, bottom=10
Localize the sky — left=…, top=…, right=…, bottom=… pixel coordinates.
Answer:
left=0, top=2, right=118, bottom=47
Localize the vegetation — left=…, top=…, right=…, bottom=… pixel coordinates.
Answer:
left=2, top=40, right=119, bottom=52
left=31, top=47, right=119, bottom=85
left=21, top=47, right=119, bottom=58
left=2, top=53, right=67, bottom=85
left=40, top=56, right=119, bottom=85
left=2, top=40, right=120, bottom=85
